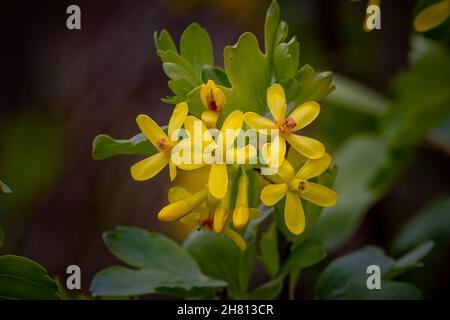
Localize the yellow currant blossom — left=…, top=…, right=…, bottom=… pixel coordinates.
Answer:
left=244, top=83, right=325, bottom=160
left=260, top=154, right=337, bottom=235
left=184, top=111, right=255, bottom=199
left=130, top=102, right=189, bottom=182
left=200, top=80, right=227, bottom=128
left=233, top=173, right=250, bottom=229
left=159, top=186, right=248, bottom=250
left=414, top=0, right=450, bottom=33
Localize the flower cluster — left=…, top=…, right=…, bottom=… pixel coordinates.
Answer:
left=130, top=80, right=337, bottom=249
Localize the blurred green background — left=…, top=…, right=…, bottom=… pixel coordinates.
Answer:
left=1, top=0, right=449, bottom=299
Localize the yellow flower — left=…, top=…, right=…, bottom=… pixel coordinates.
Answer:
left=130, top=102, right=188, bottom=182
left=185, top=111, right=251, bottom=199
left=200, top=80, right=227, bottom=128
left=160, top=186, right=248, bottom=250
left=414, top=0, right=450, bottom=33
left=260, top=154, right=337, bottom=235
left=244, top=83, right=325, bottom=160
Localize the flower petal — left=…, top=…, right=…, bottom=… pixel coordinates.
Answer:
left=130, top=152, right=169, bottom=181
left=221, top=110, right=243, bottom=132
left=208, top=163, right=228, bottom=199
left=168, top=102, right=188, bottom=137
left=169, top=160, right=177, bottom=181
left=300, top=182, right=337, bottom=207
left=414, top=0, right=450, bottom=32
left=223, top=228, right=247, bottom=251
left=275, top=158, right=295, bottom=182
left=286, top=134, right=325, bottom=159
left=296, top=152, right=332, bottom=180
left=285, top=191, right=305, bottom=235
left=136, top=114, right=168, bottom=146
left=243, top=112, right=277, bottom=130
left=168, top=186, right=191, bottom=203
left=184, top=115, right=213, bottom=144
left=267, top=83, right=287, bottom=122
left=289, top=101, right=320, bottom=131
left=260, top=183, right=288, bottom=206
left=261, top=135, right=286, bottom=169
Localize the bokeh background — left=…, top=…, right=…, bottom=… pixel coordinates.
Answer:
left=1, top=0, right=449, bottom=299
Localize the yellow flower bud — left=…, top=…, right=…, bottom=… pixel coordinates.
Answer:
left=232, top=174, right=249, bottom=229
left=158, top=188, right=208, bottom=222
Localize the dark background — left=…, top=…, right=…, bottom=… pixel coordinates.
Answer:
left=1, top=0, right=449, bottom=299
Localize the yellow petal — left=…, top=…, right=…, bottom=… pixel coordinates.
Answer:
left=243, top=112, right=277, bottom=130
left=260, top=183, right=288, bottom=206
left=286, top=134, right=325, bottom=159
left=214, top=191, right=231, bottom=234
left=168, top=186, right=191, bottom=203
left=212, top=85, right=226, bottom=110
left=171, top=139, right=205, bottom=170
left=275, top=158, right=294, bottom=182
left=285, top=191, right=305, bottom=235
left=234, top=144, right=257, bottom=164
left=221, top=110, right=243, bottom=132
left=289, top=101, right=320, bottom=131
left=223, top=228, right=247, bottom=251
left=208, top=163, right=228, bottom=199
left=136, top=114, right=168, bottom=146
left=169, top=160, right=177, bottom=181
left=184, top=115, right=213, bottom=144
left=296, top=152, right=332, bottom=180
left=201, top=110, right=219, bottom=129
left=414, top=0, right=450, bottom=32
left=300, top=182, right=337, bottom=207
left=168, top=102, right=188, bottom=137
left=267, top=83, right=287, bottom=122
left=261, top=136, right=286, bottom=169
left=130, top=152, right=169, bottom=181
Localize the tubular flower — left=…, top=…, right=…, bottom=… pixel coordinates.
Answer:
left=233, top=174, right=250, bottom=229
left=260, top=154, right=337, bottom=235
left=130, top=102, right=188, bottom=181
left=244, top=83, right=325, bottom=160
left=161, top=186, right=248, bottom=250
left=200, top=80, right=227, bottom=128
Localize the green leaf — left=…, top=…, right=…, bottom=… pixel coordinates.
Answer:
left=383, top=43, right=450, bottom=149
left=294, top=64, right=335, bottom=105
left=90, top=227, right=226, bottom=297
left=279, top=239, right=326, bottom=277
left=264, top=0, right=281, bottom=61
left=92, top=133, right=156, bottom=160
left=315, top=246, right=423, bottom=300
left=180, top=23, right=214, bottom=78
left=0, top=255, right=58, bottom=299
left=0, top=179, right=11, bottom=194
left=248, top=278, right=282, bottom=300
left=384, top=241, right=434, bottom=280
left=391, top=197, right=450, bottom=253
left=184, top=230, right=254, bottom=298
left=259, top=224, right=279, bottom=278
left=246, top=169, right=260, bottom=208
left=324, top=74, right=389, bottom=117
left=154, top=29, right=177, bottom=52
left=312, top=135, right=388, bottom=252
left=273, top=38, right=299, bottom=80
left=201, top=66, right=231, bottom=87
